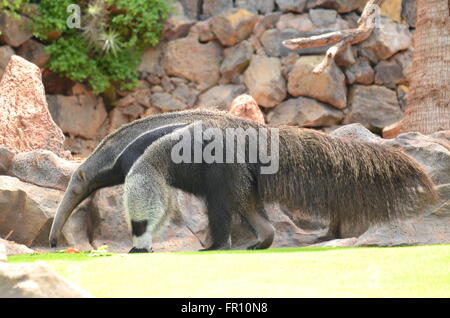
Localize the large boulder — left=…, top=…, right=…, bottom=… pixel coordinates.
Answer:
left=10, top=150, right=80, bottom=191
left=288, top=55, right=347, bottom=109
left=0, top=176, right=92, bottom=249
left=46, top=93, right=107, bottom=140
left=381, top=133, right=450, bottom=186
left=161, top=2, right=195, bottom=40
left=210, top=8, right=258, bottom=47
left=267, top=97, right=344, bottom=127
left=0, top=262, right=92, bottom=298
left=0, top=13, right=33, bottom=47
left=16, top=39, right=50, bottom=68
left=0, top=239, right=35, bottom=255
left=243, top=55, right=286, bottom=108
left=220, top=40, right=253, bottom=83
left=163, top=35, right=223, bottom=87
left=0, top=55, right=67, bottom=158
left=344, top=85, right=402, bottom=130
left=360, top=17, right=412, bottom=60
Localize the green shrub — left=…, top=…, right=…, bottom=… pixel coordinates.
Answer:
left=32, top=0, right=172, bottom=94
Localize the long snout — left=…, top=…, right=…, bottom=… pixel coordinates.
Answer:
left=49, top=182, right=88, bottom=248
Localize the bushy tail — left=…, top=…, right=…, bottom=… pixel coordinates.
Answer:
left=258, top=128, right=439, bottom=230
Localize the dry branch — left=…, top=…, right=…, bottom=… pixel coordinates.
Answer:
left=282, top=0, right=386, bottom=74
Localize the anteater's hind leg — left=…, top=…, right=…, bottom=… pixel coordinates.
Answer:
left=244, top=203, right=275, bottom=250
left=200, top=198, right=233, bottom=251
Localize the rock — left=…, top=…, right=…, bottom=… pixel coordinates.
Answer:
left=0, top=13, right=33, bottom=47
left=345, top=57, right=374, bottom=85
left=142, top=107, right=162, bottom=118
left=331, top=183, right=450, bottom=247
left=374, top=59, right=406, bottom=88
left=189, top=19, right=216, bottom=42
left=137, top=44, right=165, bottom=77
left=288, top=55, right=347, bottom=109
left=0, top=147, right=14, bottom=175
left=161, top=75, right=176, bottom=92
left=64, top=137, right=100, bottom=159
left=163, top=35, right=223, bottom=87
left=10, top=150, right=80, bottom=191
left=275, top=0, right=307, bottom=13
left=0, top=176, right=92, bottom=249
left=0, top=243, right=5, bottom=262
left=202, top=0, right=234, bottom=18
left=41, top=69, right=76, bottom=95
left=228, top=94, right=265, bottom=124
left=210, top=8, right=258, bottom=47
left=381, top=133, right=450, bottom=185
left=0, top=239, right=35, bottom=255
left=0, top=262, right=92, bottom=298
left=309, top=9, right=338, bottom=27
left=360, top=17, right=412, bottom=60
left=235, top=0, right=275, bottom=14
left=380, top=0, right=402, bottom=23
left=121, top=104, right=143, bottom=119
left=0, top=56, right=67, bottom=158
left=253, top=12, right=282, bottom=37
left=197, top=84, right=247, bottom=109
left=179, top=0, right=200, bottom=20
left=129, top=87, right=152, bottom=109
left=220, top=40, right=253, bottom=83
left=0, top=45, right=14, bottom=78
left=392, top=49, right=413, bottom=83
left=46, top=93, right=107, bottom=140
left=396, top=85, right=409, bottom=110
left=90, top=186, right=132, bottom=252
left=335, top=46, right=356, bottom=68
left=330, top=123, right=383, bottom=143
left=108, top=108, right=130, bottom=134
left=306, top=0, right=366, bottom=13
left=267, top=204, right=328, bottom=247
left=172, top=83, right=199, bottom=107
left=150, top=92, right=189, bottom=111
left=16, top=39, right=50, bottom=67
left=402, top=0, right=416, bottom=28
left=260, top=28, right=335, bottom=57
left=267, top=97, right=344, bottom=127
left=161, top=2, right=195, bottom=40
left=382, top=121, right=403, bottom=139
left=344, top=85, right=402, bottom=131
left=243, top=55, right=287, bottom=108
left=276, top=13, right=316, bottom=32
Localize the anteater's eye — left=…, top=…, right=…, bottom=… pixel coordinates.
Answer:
left=78, top=170, right=86, bottom=181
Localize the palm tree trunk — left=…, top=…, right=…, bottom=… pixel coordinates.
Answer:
left=400, top=0, right=450, bottom=134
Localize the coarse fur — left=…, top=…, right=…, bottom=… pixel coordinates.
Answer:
left=124, top=120, right=439, bottom=252
left=49, top=109, right=242, bottom=248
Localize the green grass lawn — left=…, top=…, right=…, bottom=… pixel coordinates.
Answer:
left=8, top=245, right=450, bottom=298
